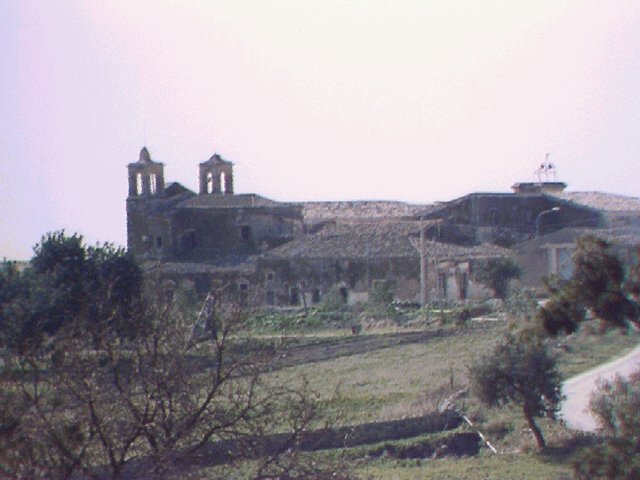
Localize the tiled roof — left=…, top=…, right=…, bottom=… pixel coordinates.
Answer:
left=177, top=193, right=298, bottom=210
left=409, top=237, right=512, bottom=259
left=515, top=227, right=640, bottom=251
left=554, top=192, right=640, bottom=212
left=265, top=221, right=509, bottom=260
left=303, top=201, right=428, bottom=221
left=266, top=221, right=420, bottom=259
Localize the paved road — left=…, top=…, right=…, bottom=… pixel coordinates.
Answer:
left=561, top=344, right=640, bottom=431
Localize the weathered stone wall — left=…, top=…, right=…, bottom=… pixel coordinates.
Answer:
left=166, top=207, right=302, bottom=262
left=126, top=197, right=179, bottom=260
left=425, top=193, right=604, bottom=238
left=257, top=256, right=422, bottom=306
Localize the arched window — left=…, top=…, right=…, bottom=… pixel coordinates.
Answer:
left=206, top=172, right=214, bottom=194
left=136, top=173, right=143, bottom=195
left=220, top=172, right=227, bottom=193
left=150, top=174, right=157, bottom=195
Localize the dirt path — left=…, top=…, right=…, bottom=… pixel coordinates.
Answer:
left=561, top=344, right=640, bottom=431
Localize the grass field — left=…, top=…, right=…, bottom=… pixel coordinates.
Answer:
left=10, top=302, right=638, bottom=479
left=263, top=312, right=640, bottom=479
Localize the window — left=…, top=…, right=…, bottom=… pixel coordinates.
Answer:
left=237, top=281, right=249, bottom=306
left=339, top=287, right=348, bottom=303
left=206, top=172, right=214, bottom=194
left=438, top=273, right=448, bottom=298
left=289, top=287, right=300, bottom=305
left=150, top=174, right=157, bottom=195
left=457, top=272, right=468, bottom=300
left=136, top=173, right=143, bottom=195
left=241, top=226, right=252, bottom=241
left=155, top=236, right=162, bottom=248
left=266, top=291, right=276, bottom=305
left=220, top=172, right=227, bottom=193
left=311, top=288, right=321, bottom=304
left=181, top=230, right=196, bottom=252
left=557, top=248, right=574, bottom=279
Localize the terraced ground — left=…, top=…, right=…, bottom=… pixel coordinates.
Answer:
left=195, top=319, right=640, bottom=479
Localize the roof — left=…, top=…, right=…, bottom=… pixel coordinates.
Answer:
left=409, top=237, right=512, bottom=259
left=200, top=153, right=233, bottom=166
left=164, top=182, right=195, bottom=197
left=553, top=192, right=640, bottom=212
left=177, top=193, right=299, bottom=210
left=132, top=146, right=163, bottom=165
left=265, top=221, right=420, bottom=259
left=264, top=221, right=509, bottom=260
left=514, top=226, right=640, bottom=252
left=303, top=201, right=428, bottom=221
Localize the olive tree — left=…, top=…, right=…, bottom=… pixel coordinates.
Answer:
left=469, top=334, right=564, bottom=448
left=574, top=372, right=640, bottom=479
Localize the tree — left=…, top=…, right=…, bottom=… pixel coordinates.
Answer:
left=0, top=231, right=144, bottom=350
left=469, top=334, right=564, bottom=448
left=0, top=285, right=346, bottom=479
left=574, top=372, right=640, bottom=479
left=473, top=257, right=521, bottom=300
left=538, top=235, right=640, bottom=335
left=505, top=287, right=539, bottom=323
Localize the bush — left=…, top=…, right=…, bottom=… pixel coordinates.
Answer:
left=319, top=284, right=348, bottom=312
left=472, top=257, right=521, bottom=300
left=0, top=231, right=144, bottom=350
left=505, top=287, right=539, bottom=323
left=574, top=371, right=640, bottom=478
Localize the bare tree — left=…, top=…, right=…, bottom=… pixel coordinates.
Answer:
left=0, top=286, right=347, bottom=479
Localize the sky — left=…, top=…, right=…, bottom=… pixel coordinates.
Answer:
left=2, top=0, right=640, bottom=260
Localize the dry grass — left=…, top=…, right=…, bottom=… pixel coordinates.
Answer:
left=272, top=322, right=506, bottom=424
left=266, top=317, right=640, bottom=479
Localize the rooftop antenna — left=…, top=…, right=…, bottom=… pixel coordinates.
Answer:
left=143, top=116, right=147, bottom=146
left=534, top=153, right=556, bottom=182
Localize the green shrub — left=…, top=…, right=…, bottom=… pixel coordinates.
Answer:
left=320, top=284, right=348, bottom=312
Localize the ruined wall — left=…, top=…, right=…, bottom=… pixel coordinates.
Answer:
left=257, top=256, right=422, bottom=306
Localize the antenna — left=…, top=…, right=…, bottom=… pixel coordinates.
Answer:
left=143, top=116, right=147, bottom=146
left=534, top=153, right=556, bottom=182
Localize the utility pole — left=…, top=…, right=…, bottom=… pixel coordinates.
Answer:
left=420, top=217, right=427, bottom=306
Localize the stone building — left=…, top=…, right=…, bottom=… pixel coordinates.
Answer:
left=127, top=148, right=304, bottom=264
left=127, top=147, right=631, bottom=304
left=419, top=191, right=604, bottom=245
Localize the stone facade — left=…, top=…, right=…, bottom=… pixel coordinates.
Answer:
left=127, top=147, right=633, bottom=304
left=127, top=149, right=304, bottom=263
left=419, top=192, right=604, bottom=244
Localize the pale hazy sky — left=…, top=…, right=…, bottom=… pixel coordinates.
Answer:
left=2, top=0, right=640, bottom=259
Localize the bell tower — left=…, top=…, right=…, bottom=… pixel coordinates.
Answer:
left=127, top=147, right=165, bottom=197
left=199, top=153, right=234, bottom=195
